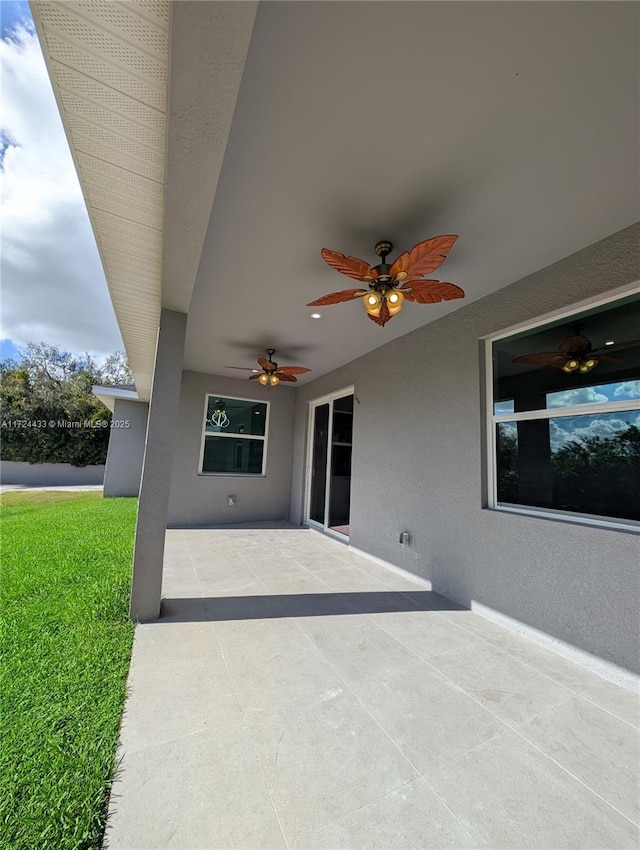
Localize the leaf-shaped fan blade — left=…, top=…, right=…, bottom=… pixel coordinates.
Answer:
left=307, top=289, right=368, bottom=307
left=512, top=352, right=566, bottom=365
left=225, top=366, right=258, bottom=371
left=367, top=301, right=392, bottom=327
left=401, top=280, right=465, bottom=304
left=276, top=366, right=311, bottom=375
left=276, top=373, right=297, bottom=382
left=257, top=357, right=277, bottom=370
left=390, top=235, right=458, bottom=280
left=321, top=249, right=375, bottom=282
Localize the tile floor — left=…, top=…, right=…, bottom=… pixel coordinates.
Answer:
left=104, top=524, right=640, bottom=850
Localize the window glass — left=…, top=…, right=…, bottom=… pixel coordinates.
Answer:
left=493, top=296, right=640, bottom=413
left=205, top=397, right=266, bottom=436
left=546, top=380, right=640, bottom=410
left=494, top=399, right=514, bottom=415
left=496, top=412, right=640, bottom=521
left=490, top=293, right=640, bottom=525
left=201, top=395, right=268, bottom=475
left=202, top=436, right=264, bottom=475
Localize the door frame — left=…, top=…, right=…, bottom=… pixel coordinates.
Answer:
left=304, top=385, right=355, bottom=539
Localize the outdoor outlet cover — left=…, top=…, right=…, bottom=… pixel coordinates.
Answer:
left=227, top=495, right=236, bottom=506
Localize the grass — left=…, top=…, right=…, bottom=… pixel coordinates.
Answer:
left=0, top=491, right=138, bottom=850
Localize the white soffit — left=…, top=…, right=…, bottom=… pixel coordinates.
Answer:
left=30, top=0, right=170, bottom=401
left=162, top=1, right=259, bottom=313
left=92, top=383, right=139, bottom=412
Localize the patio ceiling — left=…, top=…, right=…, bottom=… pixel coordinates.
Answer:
left=32, top=2, right=639, bottom=393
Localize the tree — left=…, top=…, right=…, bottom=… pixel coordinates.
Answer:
left=498, top=419, right=640, bottom=520
left=496, top=427, right=519, bottom=502
left=0, top=344, right=133, bottom=467
left=101, top=350, right=134, bottom=385
left=552, top=424, right=640, bottom=520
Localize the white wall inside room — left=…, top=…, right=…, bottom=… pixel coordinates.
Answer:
left=168, top=371, right=296, bottom=526
left=291, top=223, right=640, bottom=674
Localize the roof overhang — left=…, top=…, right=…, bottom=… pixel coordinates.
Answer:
left=30, top=0, right=258, bottom=400
left=92, top=384, right=140, bottom=412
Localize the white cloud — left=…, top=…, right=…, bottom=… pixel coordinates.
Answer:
left=550, top=413, right=640, bottom=451
left=613, top=381, right=640, bottom=400
left=0, top=23, right=123, bottom=356
left=547, top=386, right=608, bottom=408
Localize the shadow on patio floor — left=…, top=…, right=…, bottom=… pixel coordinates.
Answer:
left=155, top=590, right=467, bottom=623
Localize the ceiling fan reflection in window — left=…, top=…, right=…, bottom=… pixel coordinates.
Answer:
left=307, top=235, right=464, bottom=326
left=225, top=349, right=311, bottom=387
left=512, top=325, right=639, bottom=374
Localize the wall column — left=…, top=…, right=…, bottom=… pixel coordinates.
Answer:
left=103, top=399, right=149, bottom=497
left=130, top=309, right=187, bottom=621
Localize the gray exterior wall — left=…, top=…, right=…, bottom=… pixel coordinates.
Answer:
left=291, top=223, right=640, bottom=674
left=0, top=461, right=104, bottom=486
left=167, top=370, right=296, bottom=526
left=103, top=399, right=149, bottom=497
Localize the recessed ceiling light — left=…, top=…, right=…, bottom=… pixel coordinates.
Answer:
left=310, top=313, right=322, bottom=319
left=605, top=339, right=615, bottom=346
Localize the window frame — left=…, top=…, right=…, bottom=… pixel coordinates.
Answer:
left=484, top=283, right=640, bottom=533
left=198, top=393, right=270, bottom=477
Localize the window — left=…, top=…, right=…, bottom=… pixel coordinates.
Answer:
left=488, top=292, right=640, bottom=527
left=200, top=395, right=269, bottom=475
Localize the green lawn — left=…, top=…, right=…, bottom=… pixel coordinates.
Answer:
left=0, top=491, right=138, bottom=850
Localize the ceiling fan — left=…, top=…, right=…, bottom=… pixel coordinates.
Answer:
left=307, top=235, right=464, bottom=326
left=512, top=325, right=638, bottom=374
left=225, top=349, right=311, bottom=386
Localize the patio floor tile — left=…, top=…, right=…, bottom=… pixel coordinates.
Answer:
left=294, top=611, right=424, bottom=684
left=244, top=687, right=418, bottom=845
left=429, top=729, right=639, bottom=849
left=214, top=617, right=343, bottom=713
left=118, top=651, right=241, bottom=754
left=130, top=620, right=217, bottom=672
left=368, top=608, right=482, bottom=659
left=104, top=724, right=286, bottom=850
left=428, top=640, right=574, bottom=724
left=105, top=526, right=640, bottom=849
left=292, top=776, right=478, bottom=849
left=462, top=623, right=609, bottom=694
left=580, top=678, right=640, bottom=728
left=515, top=696, right=640, bottom=823
left=349, top=655, right=507, bottom=774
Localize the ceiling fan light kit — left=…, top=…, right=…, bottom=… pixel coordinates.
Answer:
left=307, top=235, right=465, bottom=327
left=512, top=325, right=635, bottom=376
left=226, top=348, right=310, bottom=388
left=562, top=357, right=598, bottom=374
left=225, top=236, right=465, bottom=388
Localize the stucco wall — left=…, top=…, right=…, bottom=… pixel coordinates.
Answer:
left=291, top=223, right=640, bottom=673
left=167, top=370, right=296, bottom=526
left=103, top=398, right=149, bottom=497
left=0, top=461, right=104, bottom=486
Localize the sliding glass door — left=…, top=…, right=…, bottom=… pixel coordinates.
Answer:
left=306, top=389, right=354, bottom=537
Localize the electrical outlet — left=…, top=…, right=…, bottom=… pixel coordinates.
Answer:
left=399, top=531, right=410, bottom=547
left=227, top=495, right=236, bottom=506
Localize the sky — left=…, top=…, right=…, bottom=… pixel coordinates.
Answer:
left=1, top=0, right=124, bottom=362
left=495, top=379, right=640, bottom=451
